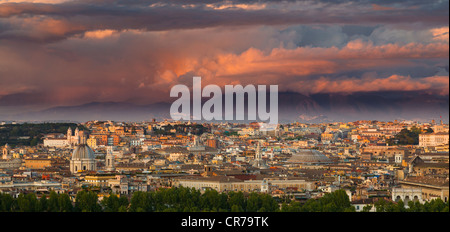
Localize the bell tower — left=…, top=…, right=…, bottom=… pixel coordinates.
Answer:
left=67, top=127, right=72, bottom=145
left=105, top=147, right=116, bottom=172
left=75, top=128, right=80, bottom=145
left=2, top=144, right=11, bottom=160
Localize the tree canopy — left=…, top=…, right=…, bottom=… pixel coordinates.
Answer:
left=386, top=127, right=422, bottom=145
left=0, top=123, right=84, bottom=147
left=0, top=189, right=448, bottom=212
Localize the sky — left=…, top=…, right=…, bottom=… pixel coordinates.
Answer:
left=0, top=0, right=449, bottom=120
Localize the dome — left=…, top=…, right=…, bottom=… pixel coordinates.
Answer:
left=72, top=144, right=95, bottom=160
left=287, top=149, right=331, bottom=164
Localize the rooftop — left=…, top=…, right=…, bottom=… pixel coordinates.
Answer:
left=286, top=149, right=332, bottom=164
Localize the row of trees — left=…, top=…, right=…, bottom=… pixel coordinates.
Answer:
left=0, top=191, right=73, bottom=212
left=1, top=188, right=448, bottom=212
left=372, top=198, right=449, bottom=212
left=0, top=187, right=278, bottom=212
left=128, top=187, right=279, bottom=212
left=0, top=123, right=84, bottom=147
left=280, top=189, right=355, bottom=212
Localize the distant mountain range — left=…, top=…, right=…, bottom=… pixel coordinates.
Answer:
left=6, top=91, right=449, bottom=123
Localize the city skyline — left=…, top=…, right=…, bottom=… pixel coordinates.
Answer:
left=0, top=118, right=448, bottom=214
left=0, top=0, right=449, bottom=123
left=1, top=1, right=449, bottom=226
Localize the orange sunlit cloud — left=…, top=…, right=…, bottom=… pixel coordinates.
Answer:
left=83, top=29, right=118, bottom=39
left=372, top=4, right=396, bottom=11
left=296, top=75, right=449, bottom=95
left=187, top=41, right=449, bottom=87
left=431, top=27, right=449, bottom=42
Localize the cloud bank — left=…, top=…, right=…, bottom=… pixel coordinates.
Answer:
left=0, top=0, right=448, bottom=120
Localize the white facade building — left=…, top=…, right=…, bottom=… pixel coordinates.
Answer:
left=2, top=144, right=11, bottom=160
left=419, top=133, right=449, bottom=147
left=392, top=188, right=423, bottom=204
left=43, top=138, right=69, bottom=148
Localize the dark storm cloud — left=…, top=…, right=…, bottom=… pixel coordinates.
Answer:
left=0, top=0, right=448, bottom=43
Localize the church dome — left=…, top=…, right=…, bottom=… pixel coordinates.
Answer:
left=72, top=144, right=95, bottom=160
left=287, top=149, right=331, bottom=164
